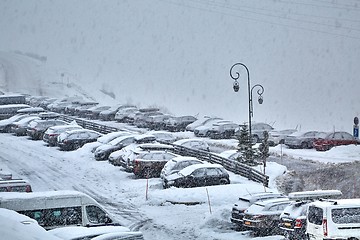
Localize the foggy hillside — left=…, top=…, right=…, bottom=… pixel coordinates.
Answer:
left=1, top=0, right=360, bottom=132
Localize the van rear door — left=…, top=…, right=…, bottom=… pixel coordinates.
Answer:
left=307, top=205, right=324, bottom=240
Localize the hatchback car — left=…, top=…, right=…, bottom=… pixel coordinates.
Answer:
left=313, top=131, right=359, bottom=151
left=26, top=119, right=68, bottom=140
left=230, top=192, right=285, bottom=229
left=207, top=122, right=240, bottom=139
left=79, top=105, right=111, bottom=119
left=242, top=197, right=292, bottom=236
left=284, top=131, right=327, bottom=149
left=94, top=135, right=136, bottom=161
left=163, top=163, right=230, bottom=188
left=113, top=106, right=138, bottom=122
left=10, top=115, right=40, bottom=136
left=164, top=115, right=197, bottom=132
left=173, top=138, right=210, bottom=152
left=57, top=129, right=102, bottom=151
left=43, top=125, right=83, bottom=146
left=160, top=156, right=204, bottom=179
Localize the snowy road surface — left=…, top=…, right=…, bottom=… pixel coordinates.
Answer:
left=0, top=133, right=284, bottom=240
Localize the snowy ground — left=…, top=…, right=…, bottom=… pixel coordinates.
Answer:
left=0, top=129, right=359, bottom=239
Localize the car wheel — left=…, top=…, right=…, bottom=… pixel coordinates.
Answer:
left=219, top=178, right=229, bottom=185
left=300, top=142, right=308, bottom=149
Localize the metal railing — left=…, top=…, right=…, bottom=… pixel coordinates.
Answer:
left=58, top=114, right=269, bottom=186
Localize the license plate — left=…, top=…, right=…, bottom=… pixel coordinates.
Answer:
left=284, top=222, right=291, bottom=227
left=244, top=221, right=251, bottom=225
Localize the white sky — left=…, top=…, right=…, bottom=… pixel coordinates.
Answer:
left=0, top=0, right=360, bottom=132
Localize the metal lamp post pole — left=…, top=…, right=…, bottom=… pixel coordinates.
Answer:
left=229, top=62, right=264, bottom=142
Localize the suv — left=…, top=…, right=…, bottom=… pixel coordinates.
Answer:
left=306, top=199, right=360, bottom=240
left=243, top=197, right=292, bottom=236
left=230, top=192, right=285, bottom=229
left=164, top=115, right=197, bottom=132
left=0, top=179, right=32, bottom=192
left=279, top=190, right=342, bottom=240
left=207, top=122, right=239, bottom=139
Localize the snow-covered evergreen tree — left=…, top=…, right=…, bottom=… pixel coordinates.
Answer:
left=236, top=124, right=257, bottom=166
left=258, top=130, right=270, bottom=171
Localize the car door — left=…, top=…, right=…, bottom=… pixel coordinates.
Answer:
left=189, top=168, right=206, bottom=187
left=204, top=167, right=221, bottom=186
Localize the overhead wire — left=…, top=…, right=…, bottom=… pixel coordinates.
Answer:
left=159, top=0, right=360, bottom=40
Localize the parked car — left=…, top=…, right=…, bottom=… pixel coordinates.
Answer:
left=279, top=190, right=342, bottom=240
left=148, top=130, right=177, bottom=143
left=144, top=114, right=173, bottom=130
left=85, top=131, right=132, bottom=153
left=207, top=122, right=240, bottom=139
left=230, top=192, right=285, bottom=229
left=133, top=111, right=163, bottom=128
left=0, top=208, right=62, bottom=240
left=17, top=107, right=45, bottom=114
left=10, top=116, right=40, bottom=136
left=218, top=150, right=243, bottom=161
left=79, top=105, right=111, bottom=119
left=313, top=131, right=359, bottom=151
left=160, top=156, right=204, bottom=179
left=193, top=119, right=230, bottom=137
left=268, top=129, right=298, bottom=146
left=242, top=197, right=292, bottom=236
left=185, top=116, right=222, bottom=132
left=0, top=114, right=37, bottom=133
left=173, top=138, right=210, bottom=152
left=163, top=163, right=230, bottom=188
left=306, top=199, right=360, bottom=240
left=164, top=115, right=197, bottom=132
left=57, top=129, right=102, bottom=151
left=132, top=150, right=179, bottom=178
left=113, top=106, right=138, bottom=122
left=0, top=179, right=32, bottom=192
left=43, top=124, right=83, bottom=146
left=94, top=135, right=136, bottom=161
left=111, top=142, right=172, bottom=171
left=284, top=131, right=327, bottom=149
left=0, top=104, right=31, bottom=120
left=26, top=119, right=68, bottom=140
left=49, top=226, right=144, bottom=240
left=235, top=122, right=274, bottom=143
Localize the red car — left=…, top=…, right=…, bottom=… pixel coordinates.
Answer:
left=313, top=131, right=359, bottom=151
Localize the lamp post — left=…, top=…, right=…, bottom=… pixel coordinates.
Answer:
left=229, top=62, right=264, bottom=142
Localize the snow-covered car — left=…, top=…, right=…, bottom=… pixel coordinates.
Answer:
left=279, top=190, right=342, bottom=240
left=85, top=131, right=132, bottom=153
left=163, top=163, right=230, bottom=188
left=185, top=116, right=222, bottom=132
left=43, top=124, right=83, bottom=146
left=284, top=131, right=327, bottom=149
left=132, top=150, right=179, bottom=178
left=218, top=149, right=242, bottom=161
left=242, top=197, right=292, bottom=236
left=26, top=119, right=68, bottom=140
left=148, top=130, right=177, bottom=143
left=0, top=208, right=62, bottom=240
left=99, top=104, right=136, bottom=121
left=57, top=129, right=102, bottom=151
left=163, top=115, right=197, bottom=132
left=110, top=142, right=173, bottom=171
left=193, top=119, right=231, bottom=137
left=160, top=156, right=204, bottom=179
left=207, top=122, right=240, bottom=139
left=10, top=115, right=40, bottom=136
left=230, top=192, right=285, bottom=228
left=268, top=129, right=298, bottom=146
left=0, top=104, right=31, bottom=120
left=94, top=135, right=136, bottom=161
left=49, top=226, right=144, bottom=240
left=144, top=114, right=173, bottom=130
left=173, top=138, right=210, bottom=152
left=235, top=122, right=274, bottom=143
left=313, top=131, right=359, bottom=151
left=113, top=106, right=138, bottom=122
left=0, top=178, right=32, bottom=192
left=79, top=105, right=111, bottom=119
left=0, top=114, right=37, bottom=133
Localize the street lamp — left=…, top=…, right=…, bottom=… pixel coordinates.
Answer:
left=229, top=62, right=264, bottom=142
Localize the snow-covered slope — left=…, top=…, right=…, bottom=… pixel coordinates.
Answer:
left=1, top=0, right=359, bottom=132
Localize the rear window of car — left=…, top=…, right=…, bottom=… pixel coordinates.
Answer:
left=308, top=206, right=323, bottom=225
left=332, top=207, right=360, bottom=224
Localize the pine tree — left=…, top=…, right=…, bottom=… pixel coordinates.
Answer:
left=258, top=130, right=270, bottom=172
left=236, top=124, right=257, bottom=166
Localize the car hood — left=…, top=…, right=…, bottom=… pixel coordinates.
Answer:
left=95, top=144, right=118, bottom=153
left=165, top=173, right=183, bottom=181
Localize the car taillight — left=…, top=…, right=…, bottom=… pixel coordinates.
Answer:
left=323, top=218, right=328, bottom=236
left=294, top=218, right=303, bottom=228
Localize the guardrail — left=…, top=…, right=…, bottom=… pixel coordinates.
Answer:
left=58, top=114, right=269, bottom=186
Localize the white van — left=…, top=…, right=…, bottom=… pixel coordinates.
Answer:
left=0, top=190, right=120, bottom=230
left=306, top=199, right=360, bottom=239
